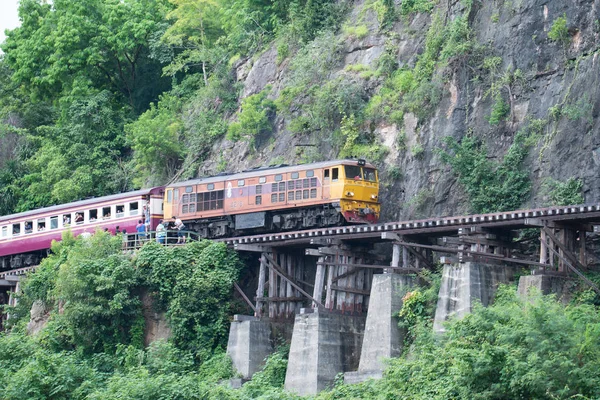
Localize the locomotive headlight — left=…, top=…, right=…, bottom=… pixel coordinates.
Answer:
left=345, top=191, right=354, bottom=197
left=371, top=194, right=378, bottom=200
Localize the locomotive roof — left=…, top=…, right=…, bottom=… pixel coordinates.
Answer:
left=169, top=159, right=377, bottom=188
left=0, top=187, right=164, bottom=223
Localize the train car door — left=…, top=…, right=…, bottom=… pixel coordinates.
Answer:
left=322, top=169, right=331, bottom=200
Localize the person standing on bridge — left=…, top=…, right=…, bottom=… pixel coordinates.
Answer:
left=156, top=219, right=166, bottom=244
left=173, top=216, right=186, bottom=244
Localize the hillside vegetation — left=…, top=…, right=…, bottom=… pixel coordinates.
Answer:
left=1, top=0, right=596, bottom=220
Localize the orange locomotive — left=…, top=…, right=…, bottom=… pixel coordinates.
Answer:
left=163, top=159, right=380, bottom=238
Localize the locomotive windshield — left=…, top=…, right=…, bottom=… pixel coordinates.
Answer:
left=363, top=168, right=377, bottom=182
left=344, top=165, right=362, bottom=179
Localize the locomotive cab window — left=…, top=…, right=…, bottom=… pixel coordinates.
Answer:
left=50, top=216, right=58, bottom=229
left=166, top=190, right=173, bottom=203
left=345, top=165, right=362, bottom=180
left=332, top=168, right=339, bottom=181
left=24, top=220, right=33, bottom=233
left=37, top=219, right=46, bottom=231
left=364, top=168, right=377, bottom=182
left=324, top=169, right=330, bottom=181
left=13, top=223, right=20, bottom=235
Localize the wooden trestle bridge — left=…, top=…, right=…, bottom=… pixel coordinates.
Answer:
left=2, top=204, right=600, bottom=321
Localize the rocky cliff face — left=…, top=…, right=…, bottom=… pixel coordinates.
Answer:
left=199, top=0, right=600, bottom=221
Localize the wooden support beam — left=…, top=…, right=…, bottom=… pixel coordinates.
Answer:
left=309, top=238, right=342, bottom=246
left=332, top=267, right=360, bottom=283
left=256, top=296, right=306, bottom=302
left=316, top=261, right=420, bottom=272
left=330, top=285, right=371, bottom=296
left=579, top=230, right=586, bottom=267
left=234, top=282, right=257, bottom=313
left=312, top=257, right=326, bottom=308
left=234, top=244, right=271, bottom=252
left=305, top=247, right=387, bottom=261
left=404, top=245, right=433, bottom=269
left=539, top=229, right=547, bottom=265
left=543, top=227, right=586, bottom=272
left=390, top=243, right=400, bottom=273
left=262, top=254, right=324, bottom=308
left=440, top=236, right=514, bottom=248
left=546, top=241, right=600, bottom=295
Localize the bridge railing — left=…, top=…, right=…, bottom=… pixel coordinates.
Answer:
left=121, top=230, right=202, bottom=250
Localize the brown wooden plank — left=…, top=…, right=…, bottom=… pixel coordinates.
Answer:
left=261, top=254, right=324, bottom=308
left=234, top=282, right=257, bottom=313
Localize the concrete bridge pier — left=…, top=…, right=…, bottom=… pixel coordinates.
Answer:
left=226, top=315, right=273, bottom=379
left=344, top=272, right=417, bottom=383
left=433, top=261, right=513, bottom=333
left=284, top=308, right=366, bottom=395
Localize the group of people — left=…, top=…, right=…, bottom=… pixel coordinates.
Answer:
left=154, top=216, right=186, bottom=245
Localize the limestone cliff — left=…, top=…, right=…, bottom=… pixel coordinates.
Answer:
left=198, top=0, right=600, bottom=221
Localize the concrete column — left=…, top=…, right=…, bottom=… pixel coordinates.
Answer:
left=517, top=274, right=574, bottom=301
left=284, top=309, right=366, bottom=396
left=226, top=315, right=273, bottom=379
left=433, top=262, right=512, bottom=334
left=344, top=274, right=416, bottom=383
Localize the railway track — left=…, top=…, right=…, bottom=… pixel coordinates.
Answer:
left=222, top=203, right=600, bottom=247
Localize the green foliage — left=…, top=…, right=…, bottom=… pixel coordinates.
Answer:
left=488, top=93, right=510, bottom=125
left=338, top=114, right=387, bottom=162
left=126, top=94, right=185, bottom=186
left=366, top=11, right=472, bottom=127
left=439, top=131, right=531, bottom=213
left=227, top=88, right=275, bottom=146
left=136, top=241, right=242, bottom=360
left=342, top=24, right=369, bottom=39
left=399, top=0, right=435, bottom=15
left=548, top=14, right=570, bottom=45
left=241, top=345, right=290, bottom=397
left=542, top=177, right=584, bottom=206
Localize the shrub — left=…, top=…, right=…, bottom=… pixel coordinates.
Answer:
left=227, top=88, right=275, bottom=146
left=439, top=130, right=531, bottom=213
left=488, top=93, right=510, bottom=125
left=342, top=24, right=369, bottom=39
left=542, top=177, right=584, bottom=206
left=548, top=14, right=570, bottom=45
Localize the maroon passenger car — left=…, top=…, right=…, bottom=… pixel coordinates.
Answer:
left=0, top=187, right=164, bottom=270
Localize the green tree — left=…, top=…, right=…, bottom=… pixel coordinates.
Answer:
left=126, top=94, right=185, bottom=186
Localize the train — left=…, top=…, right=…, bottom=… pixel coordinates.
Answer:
left=0, top=159, right=380, bottom=270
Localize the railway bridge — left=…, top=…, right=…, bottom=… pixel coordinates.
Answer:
left=222, top=203, right=600, bottom=394
left=1, top=204, right=600, bottom=393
